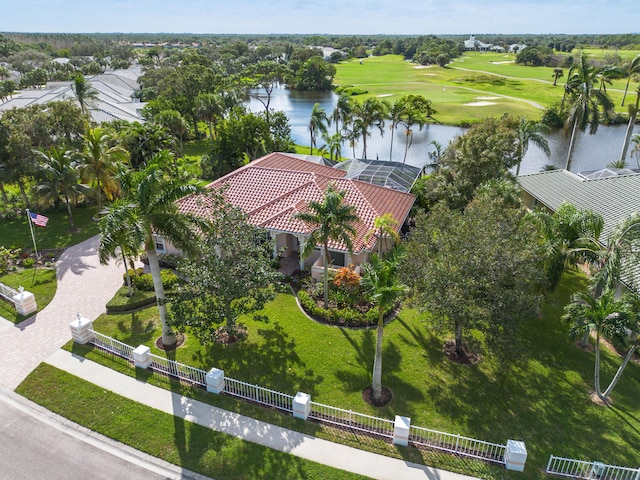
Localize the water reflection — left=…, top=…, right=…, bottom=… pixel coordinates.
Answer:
left=246, top=86, right=640, bottom=174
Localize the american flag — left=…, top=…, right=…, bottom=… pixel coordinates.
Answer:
left=29, top=211, right=49, bottom=227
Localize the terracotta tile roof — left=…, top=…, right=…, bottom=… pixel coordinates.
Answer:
left=177, top=152, right=415, bottom=253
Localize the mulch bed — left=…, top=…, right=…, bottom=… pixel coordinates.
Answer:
left=361, top=385, right=393, bottom=407
left=155, top=332, right=185, bottom=351
left=442, top=341, right=481, bottom=365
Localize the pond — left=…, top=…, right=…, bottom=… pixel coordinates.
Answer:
left=246, top=86, right=640, bottom=175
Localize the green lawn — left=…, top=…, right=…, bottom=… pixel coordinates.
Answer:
left=0, top=206, right=100, bottom=251
left=16, top=364, right=369, bottom=480
left=0, top=268, right=57, bottom=323
left=71, top=269, right=640, bottom=479
left=334, top=53, right=633, bottom=125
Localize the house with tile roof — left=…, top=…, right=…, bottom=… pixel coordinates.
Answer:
left=175, top=152, right=416, bottom=278
left=518, top=168, right=640, bottom=293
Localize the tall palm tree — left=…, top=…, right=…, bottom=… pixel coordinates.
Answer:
left=331, top=94, right=352, bottom=135
left=98, top=198, right=142, bottom=297
left=196, top=92, right=224, bottom=141
left=294, top=183, right=359, bottom=308
left=77, top=127, right=129, bottom=212
left=308, top=103, right=329, bottom=155
left=71, top=73, right=98, bottom=116
left=99, top=158, right=206, bottom=346
left=563, top=53, right=614, bottom=171
left=364, top=213, right=401, bottom=256
left=362, top=249, right=406, bottom=402
left=563, top=290, right=630, bottom=402
left=33, top=147, right=89, bottom=231
left=552, top=68, right=564, bottom=86
left=351, top=98, right=386, bottom=159
left=618, top=84, right=640, bottom=164
left=620, top=56, right=640, bottom=107
left=386, top=100, right=404, bottom=161
left=515, top=118, right=550, bottom=176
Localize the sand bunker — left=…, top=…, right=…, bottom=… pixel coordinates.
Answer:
left=413, top=65, right=432, bottom=69
left=465, top=101, right=496, bottom=106
left=475, top=96, right=499, bottom=100
left=377, top=94, right=394, bottom=98
left=491, top=61, right=514, bottom=64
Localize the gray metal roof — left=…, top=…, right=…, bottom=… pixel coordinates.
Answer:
left=518, top=169, right=640, bottom=292
left=0, top=69, right=144, bottom=124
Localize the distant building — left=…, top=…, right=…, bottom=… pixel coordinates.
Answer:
left=463, top=35, right=492, bottom=51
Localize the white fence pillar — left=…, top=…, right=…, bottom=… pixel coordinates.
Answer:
left=132, top=345, right=152, bottom=369
left=69, top=314, right=93, bottom=344
left=13, top=287, right=37, bottom=316
left=393, top=415, right=411, bottom=446
left=292, top=392, right=311, bottom=420
left=505, top=439, right=527, bottom=471
left=206, top=368, right=225, bottom=394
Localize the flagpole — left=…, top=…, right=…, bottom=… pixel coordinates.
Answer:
left=25, top=208, right=39, bottom=259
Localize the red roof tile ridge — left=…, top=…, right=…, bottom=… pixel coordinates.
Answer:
left=247, top=180, right=324, bottom=225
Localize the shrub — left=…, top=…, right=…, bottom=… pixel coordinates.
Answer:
left=122, top=268, right=144, bottom=284
left=297, top=289, right=392, bottom=328
left=106, top=287, right=157, bottom=313
left=0, top=246, right=20, bottom=274
left=132, top=273, right=155, bottom=291
left=22, top=257, right=35, bottom=268
left=160, top=269, right=179, bottom=289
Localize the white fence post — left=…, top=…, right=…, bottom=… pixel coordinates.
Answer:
left=132, top=345, right=152, bottom=369
left=69, top=314, right=94, bottom=344
left=12, top=287, right=37, bottom=316
left=393, top=415, right=411, bottom=446
left=505, top=439, right=527, bottom=471
left=206, top=368, right=225, bottom=394
left=292, top=392, right=311, bottom=420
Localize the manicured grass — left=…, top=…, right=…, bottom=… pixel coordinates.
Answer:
left=0, top=268, right=57, bottom=323
left=16, top=364, right=369, bottom=480
left=77, top=270, right=640, bottom=479
left=334, top=53, right=632, bottom=125
left=0, top=206, right=100, bottom=251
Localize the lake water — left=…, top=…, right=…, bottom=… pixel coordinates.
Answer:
left=246, top=86, right=640, bottom=175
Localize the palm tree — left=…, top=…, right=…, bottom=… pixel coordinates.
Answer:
left=351, top=98, right=386, bottom=159
left=77, top=127, right=129, bottom=212
left=196, top=93, right=224, bottom=142
left=364, top=213, right=400, bottom=256
left=33, top=147, right=89, bottom=231
left=71, top=73, right=98, bottom=116
left=618, top=84, right=640, bottom=165
left=620, top=56, right=640, bottom=107
left=515, top=118, right=550, bottom=176
left=361, top=249, right=406, bottom=402
left=99, top=158, right=206, bottom=347
left=331, top=94, right=352, bottom=135
left=563, top=290, right=630, bottom=402
left=98, top=198, right=142, bottom=297
left=323, top=132, right=343, bottom=161
left=552, top=68, right=564, bottom=86
left=308, top=103, right=329, bottom=155
left=386, top=101, right=404, bottom=161
left=294, top=183, right=359, bottom=308
left=563, top=53, right=614, bottom=171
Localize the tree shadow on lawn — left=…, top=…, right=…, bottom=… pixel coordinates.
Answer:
left=170, top=412, right=312, bottom=479
left=190, top=321, right=323, bottom=397
left=115, top=311, right=156, bottom=345
left=336, top=328, right=424, bottom=413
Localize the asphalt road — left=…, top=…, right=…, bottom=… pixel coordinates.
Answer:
left=0, top=388, right=207, bottom=480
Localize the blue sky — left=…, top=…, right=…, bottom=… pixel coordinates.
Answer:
left=2, top=0, right=637, bottom=35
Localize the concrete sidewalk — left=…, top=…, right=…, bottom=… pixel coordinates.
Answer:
left=46, top=349, right=479, bottom=480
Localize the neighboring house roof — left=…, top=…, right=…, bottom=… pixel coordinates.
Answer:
left=176, top=152, right=416, bottom=254
left=0, top=69, right=144, bottom=123
left=518, top=169, right=640, bottom=291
